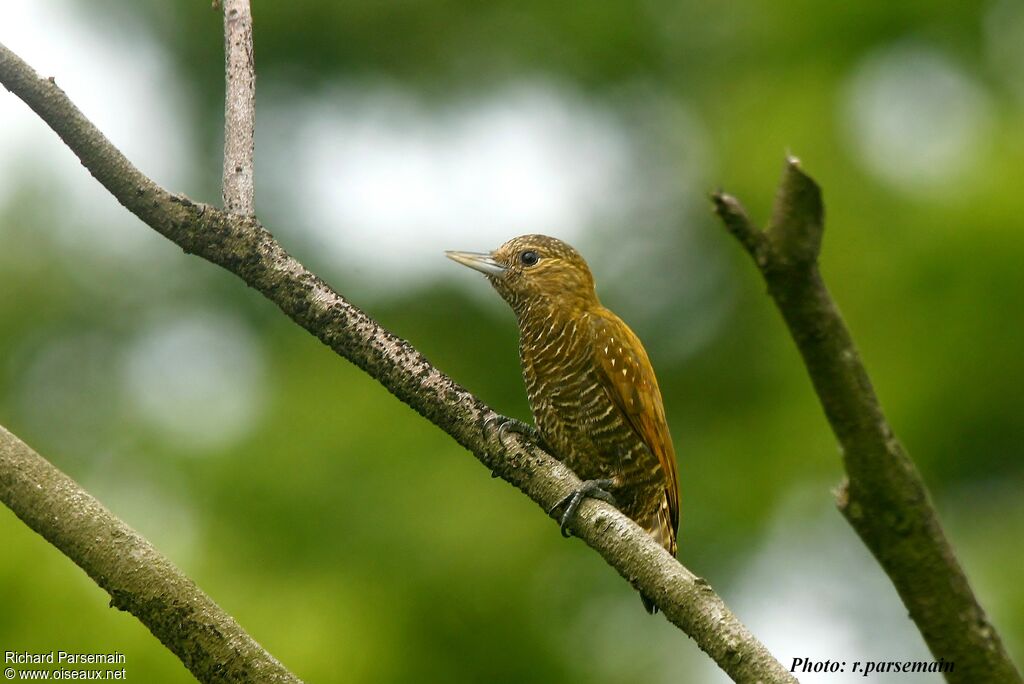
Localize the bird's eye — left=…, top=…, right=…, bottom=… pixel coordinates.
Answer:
left=520, top=250, right=540, bottom=266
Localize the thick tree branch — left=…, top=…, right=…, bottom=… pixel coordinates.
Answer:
left=0, top=425, right=300, bottom=684
left=712, top=157, right=1022, bottom=684
left=0, top=42, right=794, bottom=684
left=221, top=0, right=255, bottom=215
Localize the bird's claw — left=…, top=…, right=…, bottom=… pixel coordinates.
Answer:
left=549, top=479, right=616, bottom=538
left=486, top=414, right=539, bottom=449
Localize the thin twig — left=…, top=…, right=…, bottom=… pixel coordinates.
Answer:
left=712, top=158, right=1022, bottom=684
left=0, top=425, right=301, bottom=684
left=221, top=0, right=255, bottom=215
left=0, top=42, right=795, bottom=684
left=711, top=191, right=770, bottom=269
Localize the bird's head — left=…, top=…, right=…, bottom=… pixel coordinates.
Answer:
left=446, top=234, right=598, bottom=316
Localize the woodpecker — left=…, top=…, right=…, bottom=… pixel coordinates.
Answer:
left=447, top=234, right=679, bottom=613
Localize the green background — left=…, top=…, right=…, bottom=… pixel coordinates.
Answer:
left=1, top=1, right=1022, bottom=682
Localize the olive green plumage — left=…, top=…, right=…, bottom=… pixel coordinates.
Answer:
left=447, top=234, right=680, bottom=613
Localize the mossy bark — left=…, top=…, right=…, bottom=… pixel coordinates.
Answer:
left=0, top=426, right=301, bottom=683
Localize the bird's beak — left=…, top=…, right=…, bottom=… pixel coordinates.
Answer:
left=445, top=250, right=507, bottom=277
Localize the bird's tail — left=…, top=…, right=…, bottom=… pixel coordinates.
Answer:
left=639, top=501, right=678, bottom=614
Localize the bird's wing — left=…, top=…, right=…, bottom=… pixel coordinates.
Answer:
left=588, top=309, right=679, bottom=536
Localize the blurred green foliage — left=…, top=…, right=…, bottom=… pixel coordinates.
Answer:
left=2, top=1, right=1023, bottom=681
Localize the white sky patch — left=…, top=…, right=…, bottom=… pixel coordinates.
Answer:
left=259, top=79, right=727, bottom=360
left=261, top=81, right=636, bottom=292
left=120, top=311, right=267, bottom=454
left=708, top=488, right=936, bottom=683
left=841, top=42, right=993, bottom=194
left=0, top=0, right=193, bottom=260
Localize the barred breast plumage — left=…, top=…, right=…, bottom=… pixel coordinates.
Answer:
left=447, top=234, right=680, bottom=613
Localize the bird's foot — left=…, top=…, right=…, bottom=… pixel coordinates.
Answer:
left=486, top=414, right=540, bottom=449
left=549, top=479, right=616, bottom=538
left=484, top=415, right=541, bottom=477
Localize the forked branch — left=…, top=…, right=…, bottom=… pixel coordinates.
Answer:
left=712, top=158, right=1022, bottom=684
left=0, top=42, right=794, bottom=684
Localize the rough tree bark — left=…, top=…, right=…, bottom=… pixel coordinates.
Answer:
left=712, top=159, right=1022, bottom=684
left=0, top=40, right=795, bottom=684
left=0, top=425, right=301, bottom=683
